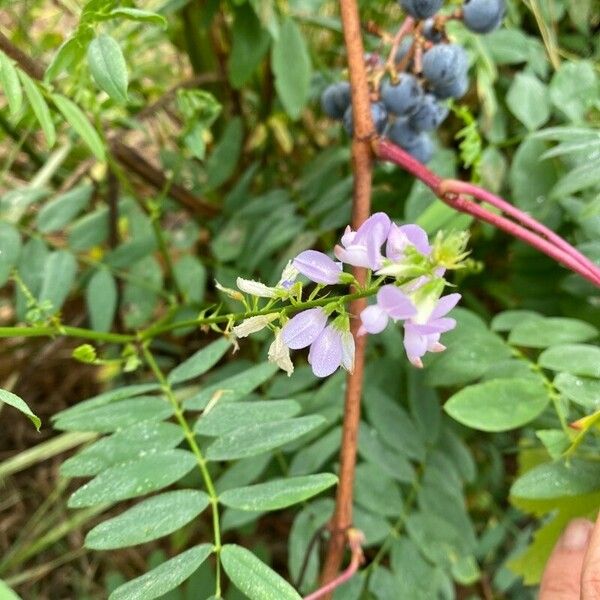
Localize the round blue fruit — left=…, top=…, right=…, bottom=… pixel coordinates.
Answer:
left=399, top=0, right=443, bottom=19
left=387, top=118, right=421, bottom=149
left=405, top=133, right=434, bottom=163
left=321, top=82, right=351, bottom=120
left=422, top=18, right=443, bottom=43
left=408, top=94, right=449, bottom=132
left=422, top=44, right=468, bottom=87
left=343, top=102, right=388, bottom=136
left=381, top=74, right=423, bottom=116
left=433, top=73, right=469, bottom=99
left=463, top=0, right=505, bottom=34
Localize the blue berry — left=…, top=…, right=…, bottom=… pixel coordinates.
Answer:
left=422, top=44, right=468, bottom=87
left=433, top=73, right=469, bottom=99
left=408, top=94, right=449, bottom=132
left=423, top=18, right=443, bottom=43
left=463, top=0, right=505, bottom=34
left=321, top=82, right=351, bottom=120
left=343, top=102, right=388, bottom=136
left=405, top=133, right=434, bottom=163
left=381, top=75, right=423, bottom=116
left=387, top=118, right=421, bottom=148
left=399, top=0, right=443, bottom=19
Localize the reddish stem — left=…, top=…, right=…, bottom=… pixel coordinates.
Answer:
left=374, top=138, right=600, bottom=288
left=305, top=530, right=364, bottom=600
left=442, top=179, right=600, bottom=284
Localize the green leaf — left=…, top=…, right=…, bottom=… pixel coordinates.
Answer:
left=0, top=580, right=22, bottom=600
left=289, top=426, right=342, bottom=476
left=354, top=463, right=403, bottom=518
left=60, top=421, right=184, bottom=477
left=108, top=8, right=167, bottom=28
left=168, top=338, right=232, bottom=385
left=68, top=449, right=197, bottom=508
left=86, top=268, right=118, bottom=333
left=444, top=378, right=550, bottom=432
left=0, top=51, right=23, bottom=117
left=109, top=544, right=213, bottom=600
left=36, top=184, right=92, bottom=233
left=195, top=399, right=300, bottom=436
left=68, top=207, right=109, bottom=250
left=228, top=5, right=271, bottom=88
left=54, top=383, right=160, bottom=420
left=554, top=373, right=600, bottom=409
left=87, top=35, right=128, bottom=103
left=86, top=490, right=210, bottom=549
left=45, top=36, right=87, bottom=82
left=0, top=221, right=21, bottom=286
left=551, top=158, right=600, bottom=198
left=491, top=310, right=542, bottom=332
left=549, top=61, right=598, bottom=122
left=219, top=474, right=337, bottom=511
left=358, top=423, right=415, bottom=483
left=509, top=317, right=597, bottom=348
left=0, top=388, right=41, bottom=431
left=51, top=93, right=106, bottom=160
left=271, top=18, right=311, bottom=120
left=221, top=544, right=302, bottom=600
left=425, top=310, right=512, bottom=387
left=185, top=362, right=278, bottom=409
left=173, top=255, right=206, bottom=304
left=206, top=117, right=244, bottom=190
left=18, top=70, right=56, bottom=147
left=54, top=396, right=173, bottom=433
left=539, top=344, right=600, bottom=378
left=506, top=73, right=550, bottom=131
left=205, top=415, right=324, bottom=461
left=38, top=250, right=77, bottom=314
left=364, top=388, right=425, bottom=461
left=511, top=459, right=600, bottom=499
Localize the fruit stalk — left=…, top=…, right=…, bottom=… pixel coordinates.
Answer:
left=374, top=138, right=600, bottom=287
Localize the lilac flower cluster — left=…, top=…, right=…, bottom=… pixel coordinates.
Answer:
left=277, top=213, right=462, bottom=376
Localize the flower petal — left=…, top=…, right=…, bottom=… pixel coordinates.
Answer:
left=293, top=250, right=342, bottom=285
left=377, top=285, right=417, bottom=321
left=359, top=304, right=389, bottom=334
left=403, top=323, right=429, bottom=366
left=308, top=326, right=343, bottom=378
left=236, top=277, right=277, bottom=298
left=282, top=308, right=328, bottom=350
left=268, top=328, right=294, bottom=376
left=386, top=224, right=430, bottom=260
left=340, top=330, right=355, bottom=372
left=431, top=293, right=461, bottom=320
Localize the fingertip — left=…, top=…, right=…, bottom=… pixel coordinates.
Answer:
left=560, top=519, right=594, bottom=551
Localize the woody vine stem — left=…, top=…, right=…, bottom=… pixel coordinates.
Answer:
left=318, top=0, right=600, bottom=597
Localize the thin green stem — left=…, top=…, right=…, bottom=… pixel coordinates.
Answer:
left=0, top=286, right=381, bottom=348
left=512, top=348, right=570, bottom=434
left=142, top=345, right=222, bottom=597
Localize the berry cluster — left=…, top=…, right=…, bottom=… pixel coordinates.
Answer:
left=321, top=0, right=505, bottom=163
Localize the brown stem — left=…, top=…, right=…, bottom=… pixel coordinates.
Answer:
left=109, top=140, right=218, bottom=218
left=319, top=0, right=374, bottom=591
left=0, top=30, right=44, bottom=80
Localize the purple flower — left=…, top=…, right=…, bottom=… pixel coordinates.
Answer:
left=334, top=212, right=391, bottom=270
left=293, top=250, right=343, bottom=285
left=403, top=293, right=461, bottom=367
left=358, top=285, right=416, bottom=335
left=308, top=325, right=355, bottom=378
left=281, top=308, right=328, bottom=349
left=386, top=224, right=431, bottom=260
